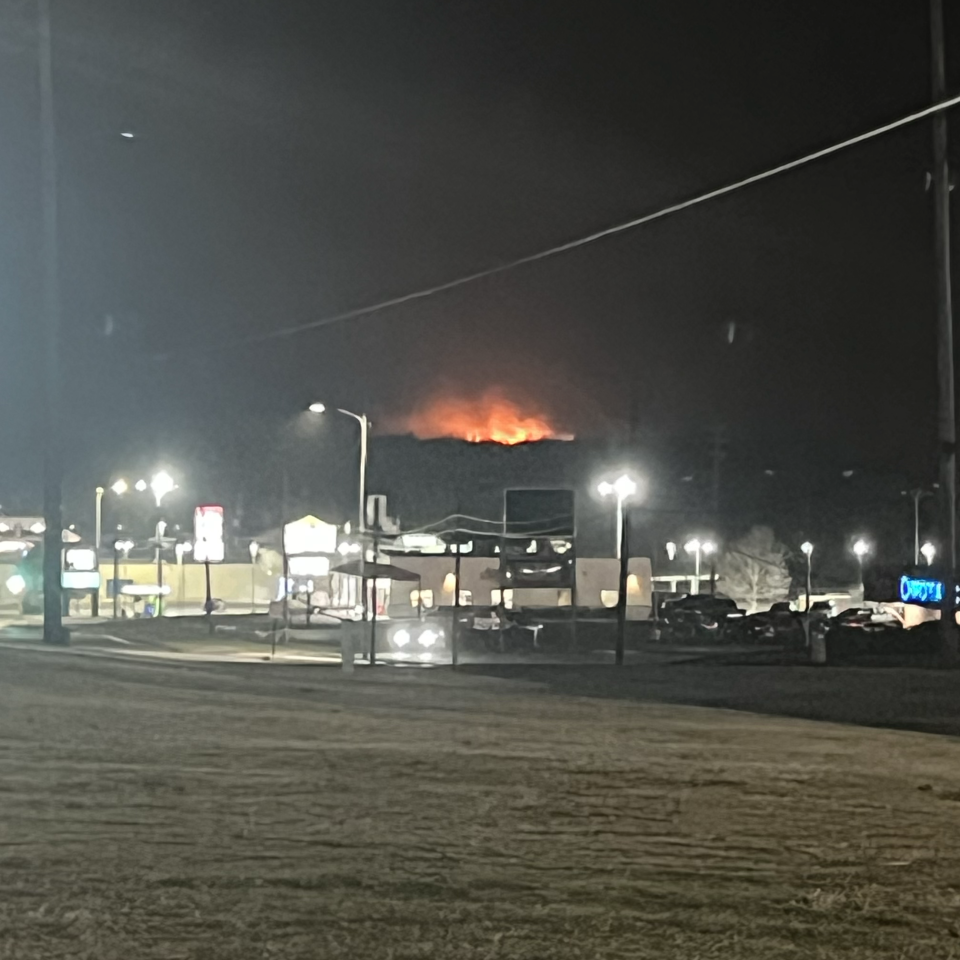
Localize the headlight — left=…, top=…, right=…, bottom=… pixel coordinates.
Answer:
left=393, top=629, right=411, bottom=648
left=5, top=574, right=25, bottom=596
left=419, top=629, right=438, bottom=648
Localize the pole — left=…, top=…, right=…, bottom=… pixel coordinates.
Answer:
left=805, top=554, right=812, bottom=614
left=710, top=426, right=724, bottom=595
left=95, top=487, right=103, bottom=550
left=358, top=414, right=368, bottom=533
left=204, top=559, right=213, bottom=631
left=39, top=0, right=64, bottom=645
left=914, top=490, right=922, bottom=566
left=369, top=496, right=380, bottom=665
left=615, top=497, right=623, bottom=560
left=452, top=545, right=461, bottom=669
left=155, top=522, right=164, bottom=617
left=932, top=0, right=958, bottom=660
left=281, top=534, right=289, bottom=630
left=251, top=561, right=256, bottom=614
left=693, top=547, right=701, bottom=595
left=112, top=542, right=120, bottom=619
left=615, top=508, right=629, bottom=665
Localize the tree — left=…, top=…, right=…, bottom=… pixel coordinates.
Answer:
left=718, top=526, right=792, bottom=613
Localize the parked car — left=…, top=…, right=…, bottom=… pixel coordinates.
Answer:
left=658, top=594, right=745, bottom=641
left=829, top=606, right=902, bottom=634
left=728, top=601, right=805, bottom=645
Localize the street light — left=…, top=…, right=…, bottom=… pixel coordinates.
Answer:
left=174, top=541, right=192, bottom=608
left=96, top=478, right=132, bottom=551
left=852, top=538, right=870, bottom=599
left=597, top=474, right=638, bottom=560
left=902, top=488, right=934, bottom=565
left=148, top=473, right=177, bottom=616
left=596, top=472, right=642, bottom=666
left=249, top=540, right=260, bottom=613
left=134, top=479, right=147, bottom=493
left=800, top=541, right=814, bottom=612
left=665, top=541, right=677, bottom=561
left=921, top=541, right=937, bottom=566
left=683, top=538, right=716, bottom=595
left=149, top=471, right=177, bottom=508
left=112, top=538, right=135, bottom=619
left=95, top=487, right=104, bottom=550
left=308, top=404, right=369, bottom=531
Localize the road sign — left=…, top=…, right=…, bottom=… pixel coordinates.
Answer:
left=194, top=505, right=225, bottom=563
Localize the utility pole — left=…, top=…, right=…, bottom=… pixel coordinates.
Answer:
left=905, top=488, right=933, bottom=565
left=39, top=0, right=64, bottom=644
left=615, top=507, right=629, bottom=665
left=369, top=497, right=381, bottom=665
left=452, top=542, right=461, bottom=669
left=708, top=426, right=725, bottom=595
left=931, top=0, right=958, bottom=660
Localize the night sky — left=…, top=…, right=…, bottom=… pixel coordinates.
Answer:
left=0, top=0, right=955, bottom=536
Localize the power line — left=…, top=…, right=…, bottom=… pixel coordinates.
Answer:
left=227, top=93, right=960, bottom=350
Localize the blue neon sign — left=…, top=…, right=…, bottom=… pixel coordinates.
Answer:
left=899, top=575, right=944, bottom=605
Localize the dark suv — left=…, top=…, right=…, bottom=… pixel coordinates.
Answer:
left=658, top=594, right=745, bottom=641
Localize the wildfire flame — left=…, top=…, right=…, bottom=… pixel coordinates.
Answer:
left=400, top=391, right=564, bottom=445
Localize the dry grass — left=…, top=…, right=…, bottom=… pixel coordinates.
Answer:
left=2, top=650, right=960, bottom=958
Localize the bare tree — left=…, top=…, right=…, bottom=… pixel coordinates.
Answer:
left=718, top=526, right=792, bottom=613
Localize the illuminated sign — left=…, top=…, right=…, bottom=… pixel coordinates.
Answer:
left=194, top=505, right=225, bottom=563
left=62, top=546, right=101, bottom=590
left=283, top=515, right=337, bottom=556
left=288, top=555, right=330, bottom=577
left=899, top=575, right=944, bottom=605
left=64, top=547, right=97, bottom=571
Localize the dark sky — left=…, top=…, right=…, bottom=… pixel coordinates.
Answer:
left=0, top=0, right=954, bottom=513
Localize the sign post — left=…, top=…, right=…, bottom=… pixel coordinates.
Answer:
left=194, top=505, right=225, bottom=626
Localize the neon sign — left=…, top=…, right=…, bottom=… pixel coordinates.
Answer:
left=899, top=575, right=944, bottom=605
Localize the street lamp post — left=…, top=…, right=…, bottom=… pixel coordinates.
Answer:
left=112, top=538, right=133, bottom=619
left=96, top=478, right=129, bottom=552
left=597, top=473, right=640, bottom=665
left=175, top=541, right=192, bottom=608
left=309, top=403, right=369, bottom=532
left=597, top=474, right=638, bottom=561
left=852, top=538, right=870, bottom=599
left=903, top=488, right=934, bottom=565
left=95, top=487, right=104, bottom=550
left=683, top=538, right=717, bottom=595
left=149, top=472, right=177, bottom=616
left=800, top=541, right=814, bottom=613
left=249, top=540, right=260, bottom=613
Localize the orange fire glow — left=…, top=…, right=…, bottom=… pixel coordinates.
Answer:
left=401, top=391, right=564, bottom=445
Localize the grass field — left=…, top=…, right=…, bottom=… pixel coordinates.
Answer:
left=3, top=649, right=960, bottom=958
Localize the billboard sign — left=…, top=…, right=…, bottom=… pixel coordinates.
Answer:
left=61, top=546, right=100, bottom=590
left=194, top=505, right=225, bottom=563
left=283, top=515, right=337, bottom=556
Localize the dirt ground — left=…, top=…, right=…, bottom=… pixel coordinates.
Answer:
left=3, top=651, right=960, bottom=958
